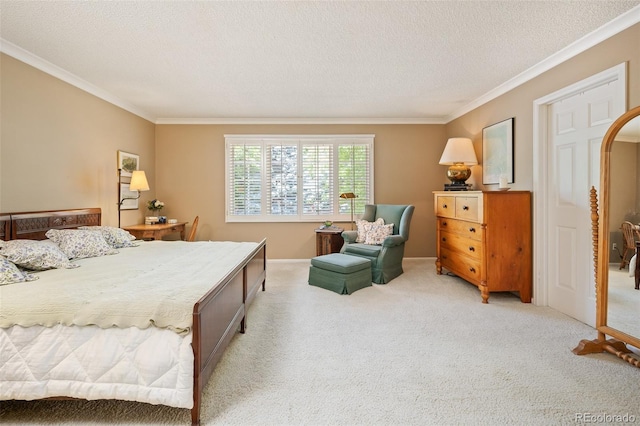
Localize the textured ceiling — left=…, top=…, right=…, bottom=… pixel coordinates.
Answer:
left=1, top=1, right=639, bottom=123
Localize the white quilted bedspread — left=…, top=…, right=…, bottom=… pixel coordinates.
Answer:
left=0, top=240, right=261, bottom=408
left=0, top=324, right=194, bottom=407
left=0, top=240, right=259, bottom=334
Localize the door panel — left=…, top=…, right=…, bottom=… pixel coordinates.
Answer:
left=547, top=83, right=618, bottom=326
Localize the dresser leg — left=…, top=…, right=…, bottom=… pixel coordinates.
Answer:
left=435, top=258, right=442, bottom=274
left=480, top=284, right=489, bottom=304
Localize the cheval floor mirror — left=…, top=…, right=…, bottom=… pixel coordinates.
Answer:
left=573, top=105, right=640, bottom=368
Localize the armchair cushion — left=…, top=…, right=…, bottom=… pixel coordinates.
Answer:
left=342, top=243, right=382, bottom=258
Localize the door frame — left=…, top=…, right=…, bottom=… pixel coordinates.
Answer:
left=532, top=62, right=626, bottom=307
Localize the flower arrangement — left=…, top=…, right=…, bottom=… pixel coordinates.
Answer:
left=147, top=199, right=165, bottom=213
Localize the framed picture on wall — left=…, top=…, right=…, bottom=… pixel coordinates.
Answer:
left=117, top=150, right=139, bottom=178
left=119, top=183, right=139, bottom=210
left=482, top=118, right=515, bottom=185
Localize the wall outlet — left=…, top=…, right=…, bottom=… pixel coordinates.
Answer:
left=612, top=243, right=618, bottom=250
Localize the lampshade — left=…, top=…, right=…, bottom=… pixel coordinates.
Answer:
left=438, top=138, right=478, bottom=166
left=129, top=170, right=150, bottom=192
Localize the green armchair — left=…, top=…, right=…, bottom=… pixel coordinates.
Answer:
left=341, top=204, right=415, bottom=284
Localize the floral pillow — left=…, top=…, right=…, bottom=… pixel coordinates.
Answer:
left=0, top=257, right=38, bottom=286
left=78, top=226, right=138, bottom=249
left=364, top=223, right=394, bottom=245
left=45, top=229, right=118, bottom=259
left=355, top=218, right=385, bottom=243
left=0, top=239, right=78, bottom=270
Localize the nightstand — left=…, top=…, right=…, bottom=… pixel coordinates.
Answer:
left=315, top=227, right=344, bottom=256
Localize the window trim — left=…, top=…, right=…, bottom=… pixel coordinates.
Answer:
left=225, top=134, right=374, bottom=223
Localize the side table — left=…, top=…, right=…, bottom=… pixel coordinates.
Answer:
left=122, top=222, right=187, bottom=241
left=315, top=227, right=344, bottom=256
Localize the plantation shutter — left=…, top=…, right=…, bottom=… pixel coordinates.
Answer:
left=338, top=142, right=372, bottom=215
left=302, top=142, right=333, bottom=216
left=227, top=141, right=262, bottom=216
left=266, top=141, right=298, bottom=215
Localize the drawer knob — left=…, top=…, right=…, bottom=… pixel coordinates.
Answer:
left=442, top=221, right=447, bottom=226
left=468, top=246, right=475, bottom=252
left=463, top=205, right=469, bottom=211
left=442, top=204, right=448, bottom=209
left=469, top=227, right=476, bottom=233
left=442, top=237, right=446, bottom=242
left=469, top=267, right=476, bottom=273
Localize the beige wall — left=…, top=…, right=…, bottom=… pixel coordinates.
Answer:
left=2, top=24, right=638, bottom=259
left=446, top=24, right=640, bottom=192
left=155, top=124, right=446, bottom=258
left=0, top=54, right=156, bottom=226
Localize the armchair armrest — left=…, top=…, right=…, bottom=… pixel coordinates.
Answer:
left=382, top=235, right=405, bottom=247
left=341, top=230, right=358, bottom=244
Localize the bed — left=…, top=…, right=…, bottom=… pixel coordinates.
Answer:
left=0, top=208, right=266, bottom=425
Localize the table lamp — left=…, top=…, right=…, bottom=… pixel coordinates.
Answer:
left=438, top=137, right=478, bottom=190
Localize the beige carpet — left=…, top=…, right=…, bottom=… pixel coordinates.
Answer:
left=2, top=258, right=639, bottom=425
left=608, top=264, right=640, bottom=338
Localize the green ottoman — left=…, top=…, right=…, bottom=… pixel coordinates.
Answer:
left=309, top=253, right=372, bottom=294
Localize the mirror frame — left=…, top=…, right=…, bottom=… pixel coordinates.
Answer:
left=597, top=105, right=640, bottom=349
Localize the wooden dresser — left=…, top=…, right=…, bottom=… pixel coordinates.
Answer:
left=433, top=190, right=532, bottom=303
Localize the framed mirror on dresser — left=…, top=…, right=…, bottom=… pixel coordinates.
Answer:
left=574, top=105, right=640, bottom=368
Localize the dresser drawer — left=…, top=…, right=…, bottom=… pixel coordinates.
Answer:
left=455, top=196, right=479, bottom=222
left=438, top=218, right=483, bottom=241
left=439, top=231, right=482, bottom=260
left=435, top=195, right=456, bottom=218
left=440, top=247, right=482, bottom=285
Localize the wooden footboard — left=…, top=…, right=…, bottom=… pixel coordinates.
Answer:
left=190, top=238, right=266, bottom=425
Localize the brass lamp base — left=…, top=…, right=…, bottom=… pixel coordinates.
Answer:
left=447, top=163, right=471, bottom=183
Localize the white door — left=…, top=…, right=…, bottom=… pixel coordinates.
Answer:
left=547, top=82, right=620, bottom=325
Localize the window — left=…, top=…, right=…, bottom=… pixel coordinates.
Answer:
left=225, top=134, right=374, bottom=222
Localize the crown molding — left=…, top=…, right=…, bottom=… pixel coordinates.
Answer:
left=445, top=4, right=640, bottom=123
left=155, top=117, right=445, bottom=125
left=0, top=38, right=157, bottom=123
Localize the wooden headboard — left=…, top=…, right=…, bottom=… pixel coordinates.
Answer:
left=5, top=208, right=102, bottom=240
left=0, top=214, right=10, bottom=241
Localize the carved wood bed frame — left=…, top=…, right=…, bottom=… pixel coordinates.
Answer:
left=0, top=208, right=267, bottom=425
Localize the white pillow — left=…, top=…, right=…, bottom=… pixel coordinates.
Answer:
left=78, top=226, right=138, bottom=248
left=355, top=218, right=384, bottom=243
left=0, top=239, right=78, bottom=270
left=365, top=223, right=394, bottom=245
left=630, top=254, right=637, bottom=278
left=0, top=257, right=38, bottom=286
left=45, top=229, right=118, bottom=259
